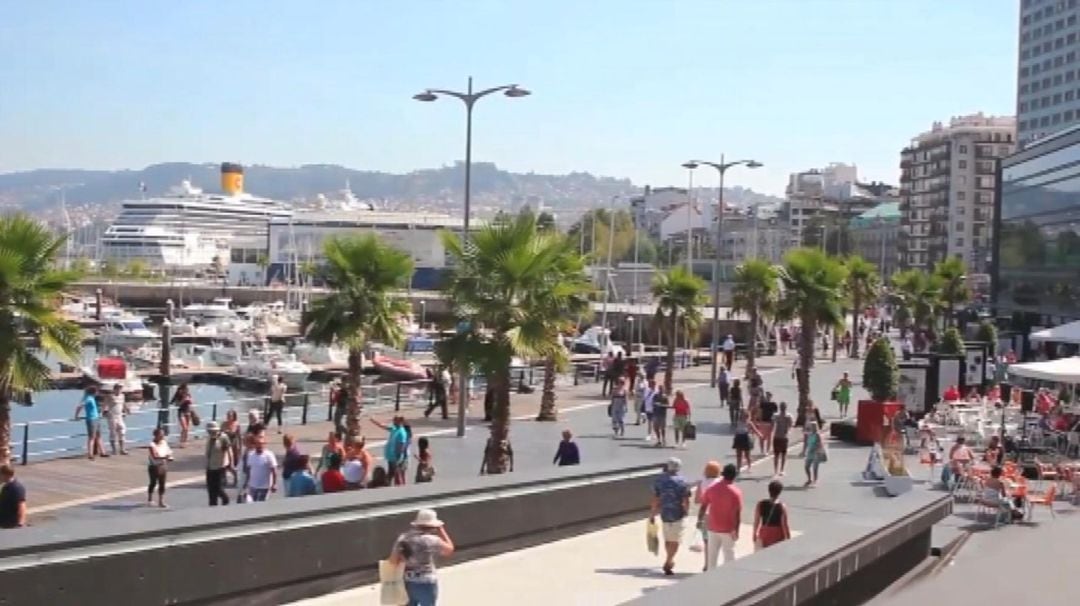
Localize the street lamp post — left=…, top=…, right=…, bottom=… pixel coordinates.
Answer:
left=420, top=300, right=427, bottom=329
left=686, top=156, right=763, bottom=387
left=682, top=163, right=697, bottom=274
left=414, top=77, right=530, bottom=437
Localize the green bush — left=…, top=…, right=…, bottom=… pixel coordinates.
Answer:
left=862, top=337, right=899, bottom=402
left=938, top=327, right=964, bottom=355
left=975, top=321, right=998, bottom=357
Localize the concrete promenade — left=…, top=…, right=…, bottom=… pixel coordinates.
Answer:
left=18, top=350, right=854, bottom=527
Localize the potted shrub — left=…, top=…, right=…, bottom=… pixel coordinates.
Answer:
left=861, top=337, right=912, bottom=495
left=937, top=327, right=964, bottom=355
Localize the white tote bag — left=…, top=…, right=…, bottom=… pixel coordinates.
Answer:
left=379, top=559, right=408, bottom=606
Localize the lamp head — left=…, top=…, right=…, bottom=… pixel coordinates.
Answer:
left=681, top=162, right=699, bottom=170
left=505, top=86, right=531, bottom=98
left=746, top=160, right=764, bottom=169
left=413, top=91, right=438, bottom=102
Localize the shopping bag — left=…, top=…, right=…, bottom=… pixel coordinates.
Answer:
left=688, top=528, right=703, bottom=553
left=378, top=559, right=408, bottom=605
left=683, top=422, right=697, bottom=441
left=646, top=518, right=659, bottom=555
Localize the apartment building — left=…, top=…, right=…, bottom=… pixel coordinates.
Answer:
left=1017, top=0, right=1080, bottom=145
left=898, top=114, right=1016, bottom=273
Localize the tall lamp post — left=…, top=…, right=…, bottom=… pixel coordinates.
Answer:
left=681, top=163, right=697, bottom=274
left=414, top=77, right=531, bottom=437
left=686, top=156, right=763, bottom=387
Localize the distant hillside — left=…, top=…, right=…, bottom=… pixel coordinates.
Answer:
left=0, top=161, right=784, bottom=214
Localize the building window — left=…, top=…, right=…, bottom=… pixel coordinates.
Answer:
left=1043, top=96, right=1051, bottom=107
left=1069, top=51, right=1077, bottom=63
left=956, top=238, right=964, bottom=247
left=1022, top=83, right=1031, bottom=94
left=1043, top=77, right=1052, bottom=87
left=1066, top=109, right=1075, bottom=121
left=1057, top=38, right=1066, bottom=50
left=1071, top=13, right=1078, bottom=25
left=1022, top=66, right=1031, bottom=77
left=1055, top=93, right=1064, bottom=103
left=1020, top=102, right=1029, bottom=112
left=1033, top=81, right=1041, bottom=92
left=957, top=191, right=966, bottom=201
left=1068, top=89, right=1076, bottom=100
left=956, top=222, right=965, bottom=231
left=1068, top=71, right=1076, bottom=83
left=958, top=159, right=968, bottom=169
left=1071, top=32, right=1079, bottom=43
left=1054, top=113, right=1063, bottom=124
left=1056, top=74, right=1064, bottom=85
left=1056, top=55, right=1065, bottom=66
left=958, top=145, right=968, bottom=154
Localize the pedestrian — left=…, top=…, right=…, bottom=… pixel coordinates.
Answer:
left=369, top=465, right=391, bottom=488
left=553, top=429, right=581, bottom=466
left=804, top=421, right=825, bottom=487
left=693, top=461, right=722, bottom=571
left=146, top=427, right=172, bottom=508
left=315, top=431, right=346, bottom=477
left=834, top=372, right=853, bottom=418
left=600, top=352, right=614, bottom=397
left=772, top=402, right=794, bottom=477
left=415, top=437, right=435, bottom=483
left=645, top=356, right=660, bottom=382
left=717, top=366, right=730, bottom=408
left=204, top=421, right=232, bottom=506
left=268, top=375, right=287, bottom=434
left=281, top=433, right=304, bottom=485
left=286, top=454, right=317, bottom=497
left=243, top=427, right=278, bottom=502
left=732, top=408, right=757, bottom=474
left=479, top=436, right=515, bottom=475
left=329, top=378, right=347, bottom=438
left=372, top=416, right=409, bottom=485
left=842, top=330, right=852, bottom=356
left=635, top=375, right=653, bottom=427
left=0, top=464, right=27, bottom=529
left=651, top=384, right=670, bottom=447
left=609, top=352, right=625, bottom=398
left=171, top=383, right=194, bottom=447
left=388, top=509, right=455, bottom=606
left=222, top=409, right=242, bottom=486
left=343, top=446, right=366, bottom=489
left=728, top=379, right=743, bottom=426
left=424, top=366, right=450, bottom=419
left=901, top=336, right=914, bottom=361
left=355, top=436, right=374, bottom=484
left=626, top=357, right=638, bottom=392
left=610, top=377, right=628, bottom=437
left=320, top=453, right=347, bottom=493
left=779, top=326, right=791, bottom=355
left=698, top=463, right=743, bottom=570
left=722, top=334, right=735, bottom=370
left=74, top=386, right=106, bottom=460
left=757, top=391, right=778, bottom=455
left=106, top=383, right=129, bottom=455
left=672, top=389, right=691, bottom=448
left=650, top=457, right=691, bottom=576
left=753, top=480, right=791, bottom=550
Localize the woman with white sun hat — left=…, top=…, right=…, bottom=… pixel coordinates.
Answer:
left=388, top=509, right=456, bottom=605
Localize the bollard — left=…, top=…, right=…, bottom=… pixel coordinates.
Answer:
left=574, top=365, right=580, bottom=386
left=395, top=383, right=402, bottom=412
left=302, top=393, right=310, bottom=425
left=165, top=299, right=175, bottom=322
left=20, top=424, right=29, bottom=465
left=211, top=402, right=218, bottom=422
left=157, top=383, right=172, bottom=435
left=95, top=288, right=103, bottom=321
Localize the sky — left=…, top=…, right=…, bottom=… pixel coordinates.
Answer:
left=0, top=0, right=1019, bottom=196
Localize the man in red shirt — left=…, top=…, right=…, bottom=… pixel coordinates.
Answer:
left=698, top=463, right=743, bottom=569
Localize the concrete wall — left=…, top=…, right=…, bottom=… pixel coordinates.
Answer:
left=0, top=463, right=658, bottom=606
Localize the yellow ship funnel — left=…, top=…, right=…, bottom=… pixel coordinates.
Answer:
left=220, top=162, right=244, bottom=196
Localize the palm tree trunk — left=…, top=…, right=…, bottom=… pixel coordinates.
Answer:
left=797, top=317, right=815, bottom=420
left=664, top=312, right=677, bottom=393
left=485, top=366, right=513, bottom=474
left=747, top=308, right=759, bottom=373
left=0, top=397, right=11, bottom=466
left=850, top=294, right=862, bottom=358
left=345, top=347, right=364, bottom=446
left=536, top=355, right=558, bottom=421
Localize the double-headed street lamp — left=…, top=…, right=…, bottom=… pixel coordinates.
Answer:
left=414, top=77, right=530, bottom=437
left=684, top=156, right=763, bottom=388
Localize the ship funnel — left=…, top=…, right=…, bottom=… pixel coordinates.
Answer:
left=220, top=162, right=244, bottom=195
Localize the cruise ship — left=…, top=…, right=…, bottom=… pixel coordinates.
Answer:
left=101, top=163, right=292, bottom=269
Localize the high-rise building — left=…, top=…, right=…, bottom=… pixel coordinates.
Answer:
left=899, top=114, right=1016, bottom=273
left=1017, top=0, right=1080, bottom=146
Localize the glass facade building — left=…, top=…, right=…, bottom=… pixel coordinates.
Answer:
left=994, top=126, right=1080, bottom=327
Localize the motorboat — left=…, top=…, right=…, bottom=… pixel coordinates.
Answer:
left=234, top=350, right=310, bottom=389
left=370, top=352, right=427, bottom=381
left=99, top=316, right=157, bottom=349
left=127, top=341, right=191, bottom=371
left=571, top=326, right=626, bottom=357
left=182, top=297, right=238, bottom=322
left=403, top=335, right=438, bottom=364
left=81, top=356, right=148, bottom=401
left=293, top=342, right=349, bottom=366
left=60, top=296, right=125, bottom=322
left=170, top=315, right=252, bottom=337
left=209, top=333, right=260, bottom=366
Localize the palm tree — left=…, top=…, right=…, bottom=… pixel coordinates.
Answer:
left=442, top=212, right=571, bottom=473
left=533, top=249, right=592, bottom=422
left=776, top=248, right=847, bottom=416
left=844, top=255, right=880, bottom=358
left=651, top=267, right=707, bottom=393
left=0, top=215, right=83, bottom=464
left=730, top=259, right=780, bottom=374
left=891, top=269, right=941, bottom=337
left=302, top=235, right=413, bottom=445
left=933, top=257, right=968, bottom=329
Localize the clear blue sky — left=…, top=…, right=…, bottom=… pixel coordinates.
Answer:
left=0, top=0, right=1018, bottom=196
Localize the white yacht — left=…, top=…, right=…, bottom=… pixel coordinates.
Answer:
left=182, top=297, right=238, bottom=322
left=234, top=350, right=310, bottom=389
left=571, top=327, right=626, bottom=357
left=293, top=342, right=349, bottom=366
left=101, top=163, right=292, bottom=269
left=99, top=316, right=157, bottom=349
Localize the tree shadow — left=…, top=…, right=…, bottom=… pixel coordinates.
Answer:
left=594, top=566, right=694, bottom=581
